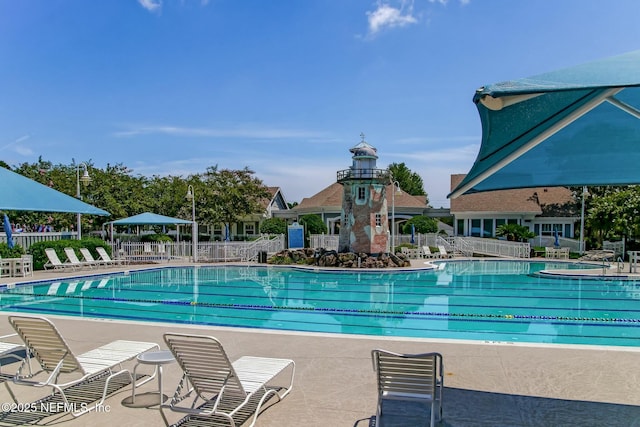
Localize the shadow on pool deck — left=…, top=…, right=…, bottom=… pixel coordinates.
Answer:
left=353, top=387, right=640, bottom=427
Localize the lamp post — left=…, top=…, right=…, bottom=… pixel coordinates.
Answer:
left=76, top=163, right=91, bottom=240
left=390, top=180, right=401, bottom=254
left=185, top=185, right=198, bottom=262
left=579, top=186, right=589, bottom=254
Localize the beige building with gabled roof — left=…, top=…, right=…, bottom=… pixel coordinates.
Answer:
left=449, top=174, right=579, bottom=238
left=286, top=182, right=429, bottom=235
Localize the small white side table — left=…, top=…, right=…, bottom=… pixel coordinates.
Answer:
left=132, top=350, right=176, bottom=405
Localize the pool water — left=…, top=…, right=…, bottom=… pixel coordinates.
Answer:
left=1, top=261, right=639, bottom=347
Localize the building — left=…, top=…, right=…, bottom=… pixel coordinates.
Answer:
left=450, top=174, right=579, bottom=238
left=287, top=182, right=430, bottom=236
left=207, top=186, right=290, bottom=240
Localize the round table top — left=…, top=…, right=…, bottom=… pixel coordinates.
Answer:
left=136, top=350, right=175, bottom=365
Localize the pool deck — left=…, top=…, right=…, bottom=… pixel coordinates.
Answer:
left=0, top=260, right=639, bottom=426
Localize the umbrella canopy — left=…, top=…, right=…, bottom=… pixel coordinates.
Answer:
left=3, top=213, right=13, bottom=249
left=449, top=50, right=640, bottom=198
left=110, top=212, right=193, bottom=226
left=0, top=167, right=110, bottom=215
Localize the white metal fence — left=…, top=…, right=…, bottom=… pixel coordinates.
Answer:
left=454, top=236, right=530, bottom=258
left=117, top=234, right=285, bottom=263
left=309, top=233, right=531, bottom=258
left=0, top=232, right=78, bottom=250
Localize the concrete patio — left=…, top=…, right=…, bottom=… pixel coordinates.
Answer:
left=0, top=263, right=638, bottom=426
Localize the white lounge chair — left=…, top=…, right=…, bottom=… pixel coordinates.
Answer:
left=372, top=349, right=443, bottom=427
left=0, top=333, right=26, bottom=374
left=64, top=247, right=95, bottom=269
left=43, top=248, right=76, bottom=270
left=422, top=246, right=439, bottom=259
left=437, top=245, right=454, bottom=259
left=161, top=333, right=295, bottom=427
left=7, top=315, right=159, bottom=417
left=79, top=248, right=107, bottom=267
left=96, top=247, right=127, bottom=266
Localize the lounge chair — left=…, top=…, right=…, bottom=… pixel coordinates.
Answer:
left=422, top=246, right=439, bottom=259
left=64, top=247, right=95, bottom=269
left=437, top=245, right=454, bottom=259
left=96, top=246, right=127, bottom=266
left=372, top=349, right=443, bottom=427
left=79, top=248, right=108, bottom=268
left=0, top=333, right=26, bottom=375
left=43, top=248, right=76, bottom=270
left=160, top=333, right=295, bottom=427
left=6, top=315, right=159, bottom=417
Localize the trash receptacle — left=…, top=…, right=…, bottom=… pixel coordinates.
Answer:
left=259, top=251, right=267, bottom=263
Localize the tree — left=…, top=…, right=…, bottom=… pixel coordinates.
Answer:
left=496, top=224, right=535, bottom=242
left=298, top=214, right=327, bottom=235
left=259, top=218, right=287, bottom=234
left=402, top=216, right=438, bottom=234
left=388, top=162, right=428, bottom=202
left=586, top=187, right=640, bottom=247
left=199, top=166, right=271, bottom=235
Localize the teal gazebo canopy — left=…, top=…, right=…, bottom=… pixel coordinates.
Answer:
left=0, top=167, right=109, bottom=215
left=110, top=212, right=192, bottom=226
left=449, top=50, right=640, bottom=198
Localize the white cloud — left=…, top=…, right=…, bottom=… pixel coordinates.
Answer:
left=1, top=134, right=32, bottom=153
left=366, top=1, right=417, bottom=35
left=14, top=146, right=34, bottom=156
left=138, top=0, right=162, bottom=13
left=113, top=124, right=327, bottom=139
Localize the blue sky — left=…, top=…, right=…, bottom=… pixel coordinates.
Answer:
left=2, top=1, right=640, bottom=208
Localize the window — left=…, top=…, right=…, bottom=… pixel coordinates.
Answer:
left=471, top=219, right=481, bottom=237
left=457, top=219, right=464, bottom=236
left=483, top=219, right=493, bottom=237
left=375, top=214, right=382, bottom=227
left=357, top=187, right=366, bottom=200
left=245, top=224, right=255, bottom=235
left=542, top=224, right=563, bottom=236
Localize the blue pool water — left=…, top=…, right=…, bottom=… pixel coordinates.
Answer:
left=1, top=261, right=639, bottom=347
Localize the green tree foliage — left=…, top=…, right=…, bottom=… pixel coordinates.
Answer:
left=199, top=166, right=271, bottom=233
left=586, top=187, right=640, bottom=246
left=2, top=158, right=274, bottom=238
left=259, top=218, right=287, bottom=234
left=298, top=214, right=327, bottom=235
left=402, top=215, right=438, bottom=234
left=388, top=162, right=427, bottom=199
left=496, top=223, right=535, bottom=242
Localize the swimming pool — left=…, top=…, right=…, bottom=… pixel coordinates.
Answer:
left=1, top=261, right=639, bottom=347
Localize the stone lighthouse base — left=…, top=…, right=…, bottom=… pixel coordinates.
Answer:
left=268, top=248, right=411, bottom=268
